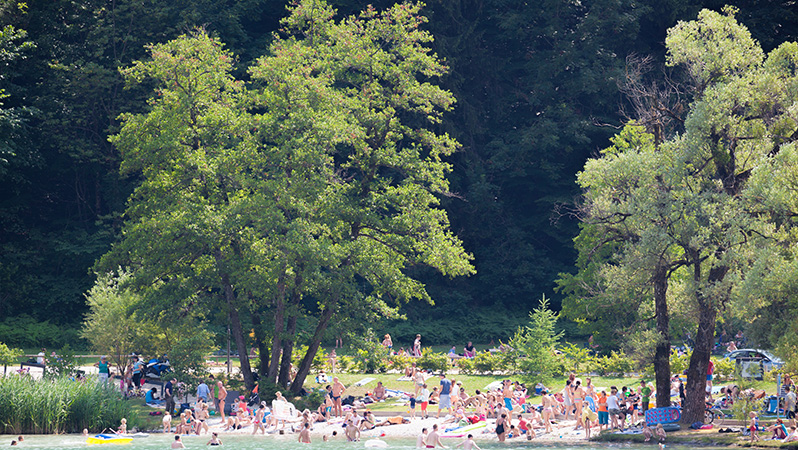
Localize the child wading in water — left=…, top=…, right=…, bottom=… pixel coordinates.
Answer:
left=115, top=418, right=127, bottom=435
left=163, top=412, right=172, bottom=433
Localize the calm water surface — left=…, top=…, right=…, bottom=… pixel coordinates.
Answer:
left=0, top=434, right=726, bottom=450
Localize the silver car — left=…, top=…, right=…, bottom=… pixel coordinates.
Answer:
left=724, top=349, right=784, bottom=379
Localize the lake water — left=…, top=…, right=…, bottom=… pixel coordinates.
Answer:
left=0, top=434, right=724, bottom=450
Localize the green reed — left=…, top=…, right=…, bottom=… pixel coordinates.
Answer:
left=0, top=376, right=134, bottom=434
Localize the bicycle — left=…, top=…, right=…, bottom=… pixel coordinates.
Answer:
left=704, top=405, right=727, bottom=426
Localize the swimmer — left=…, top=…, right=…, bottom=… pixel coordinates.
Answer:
left=195, top=404, right=209, bottom=435
left=253, top=404, right=266, bottom=435
left=298, top=423, right=311, bottom=443
left=454, top=434, right=481, bottom=450
left=416, top=428, right=429, bottom=448
left=206, top=432, right=222, bottom=446
left=171, top=435, right=185, bottom=449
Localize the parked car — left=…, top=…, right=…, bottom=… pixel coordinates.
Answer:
left=724, top=349, right=784, bottom=379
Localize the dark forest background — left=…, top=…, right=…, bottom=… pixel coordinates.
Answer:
left=1, top=0, right=796, bottom=348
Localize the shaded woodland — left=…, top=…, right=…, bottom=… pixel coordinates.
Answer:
left=1, top=0, right=797, bottom=348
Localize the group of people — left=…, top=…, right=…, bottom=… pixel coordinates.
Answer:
left=379, top=335, right=479, bottom=360
left=416, top=425, right=481, bottom=449
left=381, top=334, right=424, bottom=357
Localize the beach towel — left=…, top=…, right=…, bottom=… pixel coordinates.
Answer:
left=441, top=421, right=487, bottom=438
left=397, top=373, right=434, bottom=382
left=385, top=389, right=409, bottom=398
left=484, top=381, right=503, bottom=391
left=354, top=377, right=376, bottom=387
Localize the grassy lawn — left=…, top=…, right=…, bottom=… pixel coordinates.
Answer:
left=300, top=371, right=777, bottom=412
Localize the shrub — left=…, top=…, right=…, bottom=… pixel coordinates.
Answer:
left=0, top=342, right=23, bottom=374
left=457, top=357, right=475, bottom=375
left=350, top=329, right=388, bottom=374
left=336, top=355, right=354, bottom=373
left=473, top=351, right=500, bottom=374
left=291, top=345, right=328, bottom=372
left=558, top=342, right=598, bottom=375
left=257, top=380, right=287, bottom=403
left=712, top=356, right=736, bottom=381
left=494, top=342, right=521, bottom=374
left=44, top=345, right=79, bottom=379
left=595, top=351, right=634, bottom=376
left=669, top=349, right=691, bottom=375
left=0, top=316, right=83, bottom=349
left=417, top=350, right=449, bottom=373
left=387, top=354, right=412, bottom=372
left=291, top=388, right=326, bottom=412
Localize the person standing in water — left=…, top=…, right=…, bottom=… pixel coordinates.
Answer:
left=426, top=424, right=447, bottom=448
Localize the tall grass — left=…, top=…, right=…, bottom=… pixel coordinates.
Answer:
left=0, top=376, right=134, bottom=434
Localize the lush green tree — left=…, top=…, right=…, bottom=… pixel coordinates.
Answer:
left=249, top=0, right=474, bottom=393
left=664, top=7, right=798, bottom=423
left=510, top=295, right=563, bottom=383
left=0, top=341, right=22, bottom=375
left=81, top=271, right=162, bottom=374
left=104, top=0, right=473, bottom=394
left=561, top=124, right=693, bottom=405
left=566, top=7, right=798, bottom=423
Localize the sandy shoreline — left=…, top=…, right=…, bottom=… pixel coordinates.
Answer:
left=182, top=415, right=593, bottom=443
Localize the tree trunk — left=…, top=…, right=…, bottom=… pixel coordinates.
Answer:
left=290, top=305, right=335, bottom=395
left=653, top=262, right=671, bottom=408
left=278, top=314, right=297, bottom=387
left=682, top=260, right=728, bottom=424
left=224, top=282, right=255, bottom=391
left=266, top=278, right=286, bottom=384
left=215, top=252, right=255, bottom=391
left=251, top=311, right=270, bottom=378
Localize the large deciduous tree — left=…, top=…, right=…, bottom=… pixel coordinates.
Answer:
left=103, top=0, right=473, bottom=393
left=565, top=7, right=798, bottom=423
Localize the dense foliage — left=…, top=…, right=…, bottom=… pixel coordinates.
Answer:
left=562, top=7, right=798, bottom=422
left=2, top=0, right=798, bottom=378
